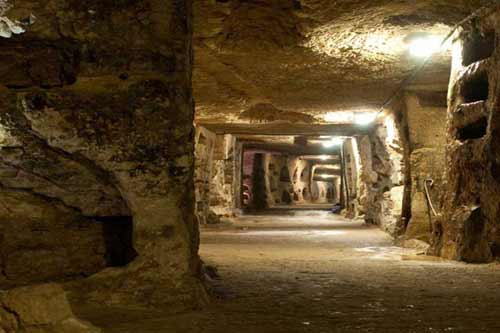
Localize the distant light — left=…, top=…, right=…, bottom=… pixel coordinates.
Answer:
left=319, top=155, right=329, bottom=160
left=354, top=112, right=377, bottom=125
left=323, top=111, right=354, bottom=123
left=322, top=137, right=344, bottom=148
left=324, top=110, right=379, bottom=125
left=409, top=36, right=442, bottom=58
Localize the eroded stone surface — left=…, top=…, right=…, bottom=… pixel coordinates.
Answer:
left=433, top=9, right=500, bottom=262
left=0, top=283, right=100, bottom=333
left=0, top=0, right=206, bottom=307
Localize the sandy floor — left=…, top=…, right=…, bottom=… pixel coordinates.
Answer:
left=80, top=211, right=500, bottom=332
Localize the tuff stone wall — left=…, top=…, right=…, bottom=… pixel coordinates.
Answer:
left=261, top=153, right=335, bottom=207
left=403, top=92, right=447, bottom=242
left=359, top=120, right=405, bottom=235
left=343, top=137, right=362, bottom=217
left=433, top=9, right=500, bottom=262
left=310, top=179, right=336, bottom=204
left=194, top=127, right=217, bottom=224
left=262, top=154, right=314, bottom=206
left=0, top=283, right=101, bottom=333
left=250, top=153, right=268, bottom=210
left=0, top=0, right=206, bottom=307
left=210, top=135, right=236, bottom=216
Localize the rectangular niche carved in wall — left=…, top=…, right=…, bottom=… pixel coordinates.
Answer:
left=462, top=30, right=496, bottom=67
left=460, top=71, right=489, bottom=103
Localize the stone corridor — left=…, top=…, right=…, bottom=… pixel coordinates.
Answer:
left=2, top=1, right=500, bottom=332
left=78, top=211, right=500, bottom=332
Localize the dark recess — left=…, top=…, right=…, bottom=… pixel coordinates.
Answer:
left=461, top=72, right=489, bottom=103
left=281, top=190, right=292, bottom=204
left=250, top=154, right=268, bottom=210
left=462, top=31, right=496, bottom=67
left=456, top=117, right=488, bottom=140
left=279, top=166, right=290, bottom=182
left=98, top=217, right=137, bottom=267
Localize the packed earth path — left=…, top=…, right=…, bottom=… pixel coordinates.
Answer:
left=78, top=210, right=500, bottom=333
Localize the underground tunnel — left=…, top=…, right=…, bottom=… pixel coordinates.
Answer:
left=1, top=0, right=500, bottom=332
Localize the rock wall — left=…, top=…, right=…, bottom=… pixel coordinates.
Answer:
left=210, top=135, right=236, bottom=216
left=0, top=283, right=101, bottom=333
left=359, top=119, right=405, bottom=235
left=433, top=9, right=500, bottom=262
left=310, top=177, right=337, bottom=204
left=264, top=154, right=290, bottom=205
left=194, top=127, right=216, bottom=224
left=262, top=154, right=315, bottom=206
left=0, top=0, right=206, bottom=307
left=403, top=92, right=447, bottom=242
left=260, top=153, right=334, bottom=207
left=343, top=137, right=362, bottom=216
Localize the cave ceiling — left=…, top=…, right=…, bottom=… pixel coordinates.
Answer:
left=193, top=0, right=483, bottom=125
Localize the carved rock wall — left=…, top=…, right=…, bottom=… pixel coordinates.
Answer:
left=195, top=127, right=216, bottom=224
left=434, top=8, right=500, bottom=262
left=0, top=283, right=101, bottom=333
left=359, top=121, right=404, bottom=235
left=0, top=0, right=206, bottom=307
left=210, top=135, right=236, bottom=216
left=403, top=92, right=447, bottom=242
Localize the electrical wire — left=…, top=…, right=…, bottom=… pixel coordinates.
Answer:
left=376, top=0, right=500, bottom=116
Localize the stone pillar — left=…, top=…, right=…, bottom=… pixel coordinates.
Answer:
left=0, top=0, right=206, bottom=307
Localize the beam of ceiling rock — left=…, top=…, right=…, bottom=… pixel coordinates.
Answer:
left=199, top=122, right=372, bottom=136
left=243, top=142, right=341, bottom=156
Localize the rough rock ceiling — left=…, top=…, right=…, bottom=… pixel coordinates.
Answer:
left=193, top=0, right=483, bottom=124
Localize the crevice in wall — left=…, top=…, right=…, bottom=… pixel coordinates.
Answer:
left=98, top=216, right=137, bottom=267
left=280, top=166, right=290, bottom=182
left=461, top=71, right=489, bottom=103
left=456, top=116, right=488, bottom=140
left=0, top=185, right=136, bottom=286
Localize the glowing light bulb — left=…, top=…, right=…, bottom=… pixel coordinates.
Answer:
left=409, top=36, right=442, bottom=58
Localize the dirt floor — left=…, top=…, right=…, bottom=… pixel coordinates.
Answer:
left=79, top=210, right=500, bottom=332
